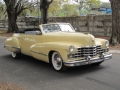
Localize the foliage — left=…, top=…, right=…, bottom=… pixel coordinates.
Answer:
left=4, top=0, right=35, bottom=16
left=0, top=2, right=6, bottom=19
left=75, top=0, right=101, bottom=15
left=48, top=0, right=61, bottom=16
left=60, top=4, right=79, bottom=17
left=100, top=2, right=111, bottom=8
left=19, top=6, right=36, bottom=17
left=87, top=0, right=101, bottom=8
left=3, top=0, right=35, bottom=32
left=49, top=0, right=79, bottom=17
left=1, top=0, right=102, bottom=19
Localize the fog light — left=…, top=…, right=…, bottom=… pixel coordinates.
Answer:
left=68, top=54, right=74, bottom=59
left=104, top=48, right=109, bottom=52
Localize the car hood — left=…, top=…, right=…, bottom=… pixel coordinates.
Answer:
left=42, top=32, right=95, bottom=47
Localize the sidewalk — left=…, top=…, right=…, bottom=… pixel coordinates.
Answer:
left=109, top=50, right=120, bottom=54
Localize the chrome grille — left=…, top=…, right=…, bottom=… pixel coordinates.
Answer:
left=74, top=45, right=103, bottom=58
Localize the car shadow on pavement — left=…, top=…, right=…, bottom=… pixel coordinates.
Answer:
left=0, top=54, right=108, bottom=79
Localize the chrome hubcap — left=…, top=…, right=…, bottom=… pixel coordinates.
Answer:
left=54, top=56, right=62, bottom=67
left=52, top=52, right=62, bottom=70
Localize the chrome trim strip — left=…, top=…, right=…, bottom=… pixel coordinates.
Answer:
left=4, top=45, right=20, bottom=49
left=4, top=45, right=21, bottom=53
left=74, top=45, right=104, bottom=58
left=64, top=53, right=112, bottom=67
left=30, top=50, right=48, bottom=56
left=77, top=45, right=102, bottom=48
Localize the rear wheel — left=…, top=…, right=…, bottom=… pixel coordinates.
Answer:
left=11, top=52, right=21, bottom=59
left=51, top=52, right=67, bottom=71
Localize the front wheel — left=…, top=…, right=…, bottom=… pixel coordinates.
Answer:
left=11, top=52, right=21, bottom=59
left=51, top=52, right=67, bottom=71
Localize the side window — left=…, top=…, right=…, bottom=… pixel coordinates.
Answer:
left=25, top=31, right=36, bottom=35
left=51, top=24, right=60, bottom=31
left=43, top=25, right=51, bottom=33
left=24, top=29, right=40, bottom=35
left=43, top=24, right=60, bottom=33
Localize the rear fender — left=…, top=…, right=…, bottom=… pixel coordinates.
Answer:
left=4, top=37, right=20, bottom=53
left=95, top=38, right=108, bottom=48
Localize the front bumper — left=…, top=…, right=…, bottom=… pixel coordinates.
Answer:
left=64, top=53, right=112, bottom=67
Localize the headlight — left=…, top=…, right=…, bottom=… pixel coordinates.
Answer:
left=105, top=41, right=109, bottom=47
left=69, top=46, right=75, bottom=52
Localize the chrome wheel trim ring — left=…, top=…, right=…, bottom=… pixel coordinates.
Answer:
left=52, top=52, right=62, bottom=70
left=11, top=52, right=16, bottom=58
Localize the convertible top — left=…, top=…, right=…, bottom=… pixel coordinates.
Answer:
left=15, top=28, right=40, bottom=33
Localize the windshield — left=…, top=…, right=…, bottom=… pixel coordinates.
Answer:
left=59, top=24, right=75, bottom=32
left=42, top=23, right=75, bottom=33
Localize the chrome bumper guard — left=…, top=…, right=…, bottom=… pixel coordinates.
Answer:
left=64, top=53, right=112, bottom=67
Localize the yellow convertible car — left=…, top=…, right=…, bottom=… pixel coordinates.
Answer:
left=4, top=23, right=112, bottom=71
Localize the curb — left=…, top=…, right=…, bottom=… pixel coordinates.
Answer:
left=109, top=50, right=120, bottom=54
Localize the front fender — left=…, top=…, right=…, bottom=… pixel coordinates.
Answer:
left=95, top=38, right=108, bottom=48
left=4, top=37, right=20, bottom=53
left=30, top=42, right=72, bottom=62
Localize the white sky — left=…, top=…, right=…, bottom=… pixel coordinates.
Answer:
left=100, top=0, right=109, bottom=2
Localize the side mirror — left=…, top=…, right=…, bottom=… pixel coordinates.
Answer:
left=35, top=31, right=42, bottom=35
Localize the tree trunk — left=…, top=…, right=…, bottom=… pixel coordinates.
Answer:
left=40, top=7, right=48, bottom=24
left=7, top=10, right=18, bottom=33
left=4, top=0, right=19, bottom=33
left=110, top=0, right=120, bottom=45
left=40, top=0, right=53, bottom=24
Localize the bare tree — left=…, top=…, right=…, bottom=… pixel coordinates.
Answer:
left=40, top=0, right=53, bottom=24
left=109, top=0, right=120, bottom=45
left=3, top=0, right=35, bottom=33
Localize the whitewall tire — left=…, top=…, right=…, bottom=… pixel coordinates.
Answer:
left=11, top=52, right=21, bottom=59
left=51, top=52, right=67, bottom=71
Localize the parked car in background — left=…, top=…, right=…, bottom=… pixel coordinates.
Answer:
left=4, top=23, right=112, bottom=71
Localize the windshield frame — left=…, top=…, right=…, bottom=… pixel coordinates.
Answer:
left=42, top=23, right=75, bottom=33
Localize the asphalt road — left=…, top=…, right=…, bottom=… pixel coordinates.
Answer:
left=0, top=38, right=120, bottom=90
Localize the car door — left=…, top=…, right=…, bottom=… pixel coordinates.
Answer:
left=19, top=31, right=42, bottom=56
